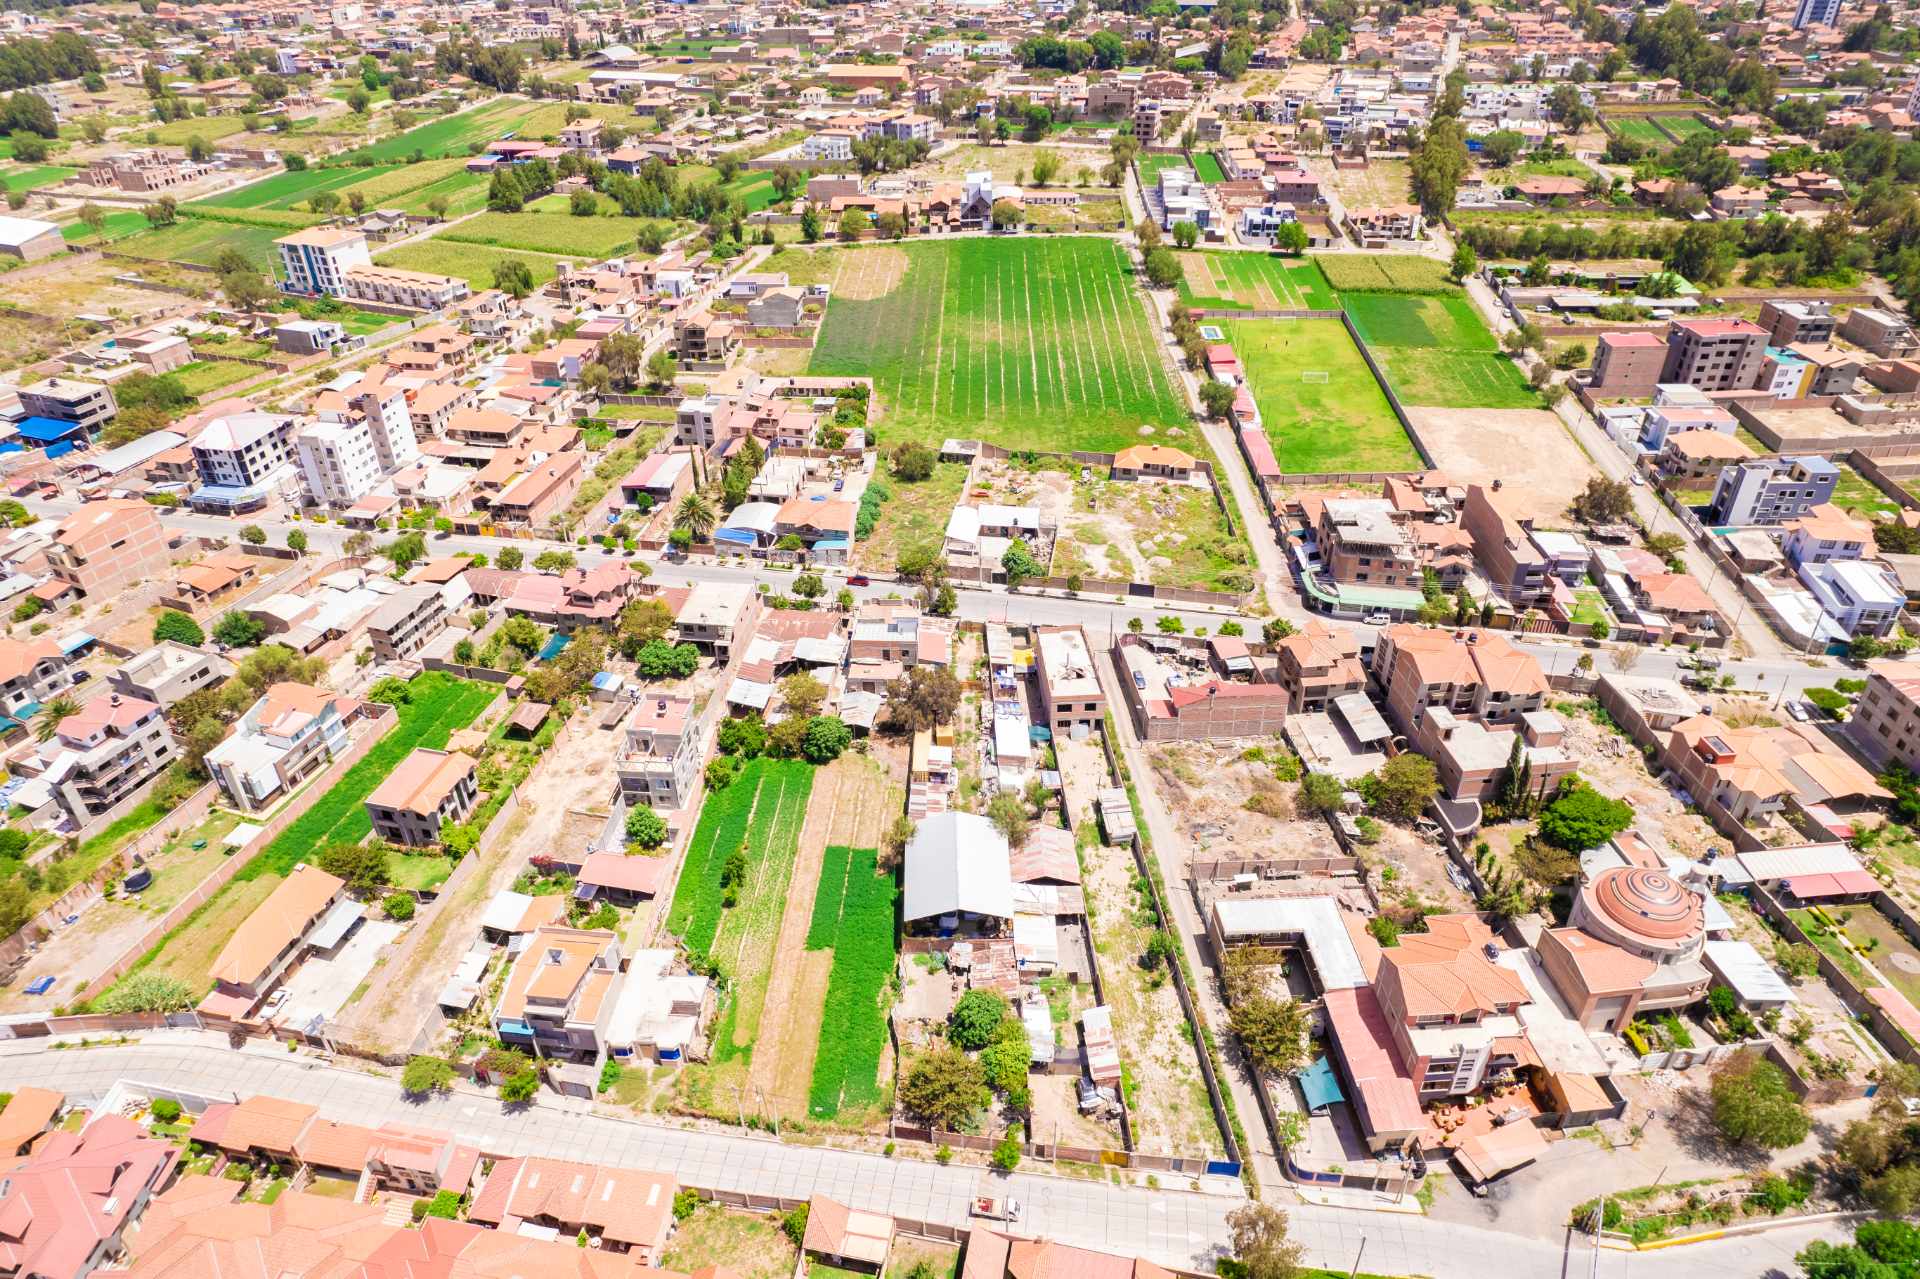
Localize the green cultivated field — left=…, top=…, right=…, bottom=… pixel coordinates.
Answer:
left=385, top=168, right=489, bottom=217
left=197, top=166, right=395, bottom=210
left=343, top=99, right=540, bottom=163
left=1345, top=292, right=1538, bottom=409
left=808, top=238, right=1187, bottom=452
left=668, top=759, right=814, bottom=1065
left=61, top=210, right=147, bottom=244
left=1313, top=254, right=1453, bottom=294
left=1176, top=251, right=1337, bottom=311
left=806, top=844, right=898, bottom=1119
left=437, top=211, right=641, bottom=257
left=0, top=164, right=75, bottom=195
left=113, top=220, right=286, bottom=271
left=375, top=239, right=571, bottom=290
left=146, top=115, right=248, bottom=147
left=1224, top=317, right=1421, bottom=474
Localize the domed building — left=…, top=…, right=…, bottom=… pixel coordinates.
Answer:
left=1537, top=834, right=1712, bottom=1033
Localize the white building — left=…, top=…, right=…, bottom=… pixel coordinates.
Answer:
left=276, top=226, right=373, bottom=298
left=1792, top=0, right=1841, bottom=27
left=1799, top=559, right=1904, bottom=638
left=296, top=417, right=382, bottom=508
left=802, top=129, right=855, bottom=163
left=191, top=412, right=300, bottom=511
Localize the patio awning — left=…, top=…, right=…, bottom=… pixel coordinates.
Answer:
left=305, top=899, right=364, bottom=952
left=1299, top=1055, right=1344, bottom=1112
left=1453, top=1122, right=1549, bottom=1185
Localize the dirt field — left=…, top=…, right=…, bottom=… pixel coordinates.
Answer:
left=1551, top=700, right=1721, bottom=860
left=336, top=705, right=616, bottom=1055
left=914, top=142, right=1111, bottom=184
left=1403, top=407, right=1595, bottom=525
left=1315, top=157, right=1413, bottom=209
left=750, top=752, right=896, bottom=1121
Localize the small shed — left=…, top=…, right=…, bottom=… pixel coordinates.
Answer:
left=800, top=1195, right=892, bottom=1273
left=507, top=701, right=551, bottom=737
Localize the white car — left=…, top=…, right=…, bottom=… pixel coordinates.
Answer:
left=263, top=989, right=290, bottom=1016
left=1362, top=612, right=1392, bottom=626
left=1786, top=700, right=1809, bottom=722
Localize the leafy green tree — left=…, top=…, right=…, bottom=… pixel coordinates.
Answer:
left=626, top=807, right=667, bottom=849
left=94, top=973, right=195, bottom=1013
left=1368, top=753, right=1438, bottom=822
left=212, top=611, right=266, bottom=648
left=899, top=1047, right=988, bottom=1128
left=1226, top=1202, right=1304, bottom=1279
left=948, top=989, right=1008, bottom=1049
left=1297, top=772, right=1344, bottom=816
left=1537, top=780, right=1634, bottom=850
left=153, top=610, right=205, bottom=646
left=286, top=529, right=307, bottom=553
left=635, top=640, right=699, bottom=679
left=384, top=892, right=416, bottom=920
left=500, top=1069, right=540, bottom=1103
left=1001, top=538, right=1042, bottom=587
left=1231, top=993, right=1309, bottom=1077
left=316, top=841, right=390, bottom=893
left=1710, top=1049, right=1810, bottom=1150
left=802, top=716, right=851, bottom=763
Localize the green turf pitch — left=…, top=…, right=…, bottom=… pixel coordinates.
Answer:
left=807, top=237, right=1189, bottom=453
left=1223, top=317, right=1421, bottom=474
left=1343, top=292, right=1539, bottom=409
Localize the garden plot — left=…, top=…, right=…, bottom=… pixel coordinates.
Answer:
left=808, top=237, right=1189, bottom=453
left=742, top=754, right=895, bottom=1123
left=1403, top=407, right=1593, bottom=524
left=669, top=758, right=815, bottom=1121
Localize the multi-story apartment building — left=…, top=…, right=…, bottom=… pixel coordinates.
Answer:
left=1838, top=306, right=1919, bottom=358
left=1853, top=660, right=1920, bottom=774
left=1707, top=455, right=1839, bottom=526
left=1660, top=317, right=1768, bottom=392
left=1461, top=484, right=1551, bottom=608
left=296, top=417, right=382, bottom=508
left=366, top=583, right=449, bottom=662
left=19, top=378, right=116, bottom=436
left=333, top=377, right=420, bottom=473
left=32, top=693, right=177, bottom=824
left=1374, top=915, right=1531, bottom=1097
left=617, top=693, right=703, bottom=812
left=1799, top=559, right=1904, bottom=637
left=1034, top=626, right=1105, bottom=734
left=366, top=747, right=478, bottom=845
left=673, top=311, right=738, bottom=366
left=342, top=264, right=470, bottom=310
left=407, top=384, right=472, bottom=440
left=190, top=412, right=299, bottom=509
left=493, top=926, right=623, bottom=1066
left=1315, top=498, right=1418, bottom=589
left=1586, top=331, right=1667, bottom=398
left=0, top=637, right=76, bottom=719
left=276, top=226, right=374, bottom=298
left=46, top=498, right=170, bottom=598
left=204, top=681, right=352, bottom=813
left=107, top=641, right=231, bottom=708
left=1756, top=299, right=1835, bottom=347
left=1273, top=620, right=1366, bottom=714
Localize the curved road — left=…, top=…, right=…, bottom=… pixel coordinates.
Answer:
left=15, top=1039, right=1843, bottom=1278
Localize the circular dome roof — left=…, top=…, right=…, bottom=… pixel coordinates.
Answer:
left=1591, top=866, right=1701, bottom=942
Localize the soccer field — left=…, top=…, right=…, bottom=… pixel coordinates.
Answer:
left=1224, top=318, right=1422, bottom=475
left=1608, top=116, right=1670, bottom=148
left=1177, top=252, right=1338, bottom=312
left=1191, top=152, right=1226, bottom=183
left=808, top=238, right=1188, bottom=453
left=1345, top=292, right=1539, bottom=410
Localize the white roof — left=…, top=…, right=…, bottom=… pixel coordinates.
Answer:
left=1703, top=939, right=1796, bottom=1005
left=80, top=430, right=186, bottom=476
left=0, top=215, right=58, bottom=247
left=944, top=505, right=981, bottom=545
left=720, top=501, right=780, bottom=535
left=1209, top=896, right=1367, bottom=990
left=903, top=811, right=1013, bottom=921
left=195, top=412, right=290, bottom=453
left=482, top=889, right=535, bottom=933
left=1013, top=913, right=1058, bottom=967
left=1736, top=843, right=1863, bottom=882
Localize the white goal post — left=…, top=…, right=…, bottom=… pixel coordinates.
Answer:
left=1301, top=371, right=1330, bottom=383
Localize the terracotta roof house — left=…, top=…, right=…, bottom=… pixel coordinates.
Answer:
left=0, top=1114, right=178, bottom=1279
left=199, top=863, right=349, bottom=1016
left=467, top=1156, right=676, bottom=1258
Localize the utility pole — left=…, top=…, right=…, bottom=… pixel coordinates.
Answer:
left=1348, top=1233, right=1366, bottom=1279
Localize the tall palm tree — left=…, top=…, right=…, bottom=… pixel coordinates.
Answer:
left=674, top=493, right=717, bottom=541
left=35, top=695, right=78, bottom=743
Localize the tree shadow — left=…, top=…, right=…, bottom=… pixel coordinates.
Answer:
left=1661, top=1087, right=1773, bottom=1173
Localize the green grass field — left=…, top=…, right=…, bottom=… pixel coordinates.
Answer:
left=1609, top=116, right=1671, bottom=148
left=1344, top=292, right=1538, bottom=409
left=1654, top=114, right=1714, bottom=141
left=0, top=164, right=75, bottom=195
left=1225, top=317, right=1421, bottom=474
left=1175, top=251, right=1338, bottom=311
left=437, top=211, right=642, bottom=257
left=1136, top=153, right=1191, bottom=187
left=1191, top=152, right=1226, bottom=183
left=808, top=237, right=1187, bottom=452
left=375, top=239, right=571, bottom=290
left=195, top=166, right=394, bottom=210
left=61, top=210, right=148, bottom=244
left=806, top=845, right=897, bottom=1119
left=1313, top=254, right=1454, bottom=294
left=173, top=361, right=258, bottom=396
left=383, top=168, right=489, bottom=218
left=728, top=170, right=779, bottom=212
left=145, top=115, right=248, bottom=147
left=112, top=220, right=286, bottom=271
left=342, top=99, right=540, bottom=163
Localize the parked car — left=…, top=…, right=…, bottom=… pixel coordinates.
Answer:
left=847, top=574, right=871, bottom=587
left=263, top=989, right=290, bottom=1015
left=1133, top=670, right=1146, bottom=691
left=1362, top=612, right=1392, bottom=625
left=1786, top=700, right=1809, bottom=722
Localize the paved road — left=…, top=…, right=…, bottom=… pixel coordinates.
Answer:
left=15, top=1040, right=1846, bottom=1278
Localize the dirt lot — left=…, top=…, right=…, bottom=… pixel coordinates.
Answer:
left=913, top=142, right=1111, bottom=184
left=1313, top=157, right=1413, bottom=210
left=1551, top=700, right=1722, bottom=860
left=1055, top=474, right=1241, bottom=591
left=335, top=703, right=617, bottom=1055
left=749, top=752, right=897, bottom=1122
left=1404, top=406, right=1597, bottom=525
left=1058, top=735, right=1225, bottom=1159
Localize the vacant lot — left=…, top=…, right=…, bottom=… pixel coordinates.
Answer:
left=1223, top=317, right=1420, bottom=474
left=437, top=211, right=657, bottom=257
left=663, top=1206, right=797, bottom=1279
left=1345, top=292, right=1539, bottom=410
left=856, top=460, right=968, bottom=574
left=1176, top=252, right=1337, bottom=312
left=809, top=237, right=1188, bottom=452
left=375, top=239, right=572, bottom=290
left=1057, top=474, right=1256, bottom=594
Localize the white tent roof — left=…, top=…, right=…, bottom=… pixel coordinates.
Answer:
left=903, top=812, right=1012, bottom=922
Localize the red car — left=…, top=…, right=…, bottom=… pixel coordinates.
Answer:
left=847, top=574, right=871, bottom=587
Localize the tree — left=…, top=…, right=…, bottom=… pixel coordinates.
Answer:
left=673, top=493, right=716, bottom=542
left=492, top=257, right=535, bottom=299
left=1199, top=379, right=1237, bottom=420
left=1773, top=940, right=1820, bottom=982
left=838, top=208, right=869, bottom=241
left=1232, top=993, right=1309, bottom=1076
left=1369, top=753, right=1438, bottom=822
left=500, top=1070, right=540, bottom=1103
left=799, top=205, right=822, bottom=243
left=495, top=546, right=523, bottom=571
left=990, top=198, right=1021, bottom=231
left=94, top=972, right=195, bottom=1014
left=1449, top=241, right=1477, bottom=282
left=1172, top=220, right=1199, bottom=249
left=1031, top=149, right=1062, bottom=187
left=1410, top=115, right=1469, bottom=218
left=532, top=549, right=575, bottom=573
left=781, top=672, right=827, bottom=718
left=802, top=716, right=851, bottom=763
left=1001, top=538, right=1042, bottom=587
left=152, top=610, right=205, bottom=646
left=887, top=665, right=962, bottom=732
left=949, top=989, right=1008, bottom=1049
left=1143, top=245, right=1180, bottom=289
left=382, top=531, right=427, bottom=572
left=626, top=807, right=667, bottom=849
left=1710, top=1049, right=1810, bottom=1150
left=213, top=611, right=266, bottom=648
left=1297, top=772, right=1344, bottom=816
left=899, top=1047, right=988, bottom=1128
left=141, top=196, right=178, bottom=228
left=635, top=640, right=700, bottom=680
left=1537, top=780, right=1633, bottom=850
left=316, top=842, right=389, bottom=893
left=286, top=529, right=307, bottom=554
left=1569, top=476, right=1634, bottom=524
left=988, top=791, right=1031, bottom=849
left=892, top=441, right=935, bottom=482
left=1226, top=1202, right=1304, bottom=1279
